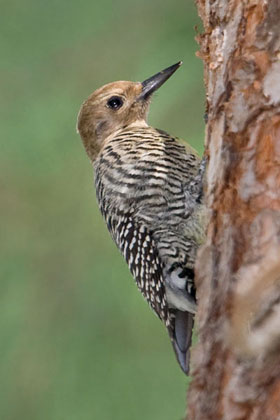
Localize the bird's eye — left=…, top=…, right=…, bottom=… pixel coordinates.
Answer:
left=107, top=96, right=123, bottom=110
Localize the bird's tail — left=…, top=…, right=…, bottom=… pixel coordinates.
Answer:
left=169, top=310, right=194, bottom=375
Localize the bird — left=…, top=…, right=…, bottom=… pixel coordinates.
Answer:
left=77, top=62, right=206, bottom=374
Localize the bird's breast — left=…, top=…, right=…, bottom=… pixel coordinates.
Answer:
left=95, top=128, right=201, bottom=226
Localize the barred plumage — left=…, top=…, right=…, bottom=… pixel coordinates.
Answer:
left=77, top=62, right=206, bottom=374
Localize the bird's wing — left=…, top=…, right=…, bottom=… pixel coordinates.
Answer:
left=106, top=213, right=169, bottom=324
left=107, top=213, right=194, bottom=374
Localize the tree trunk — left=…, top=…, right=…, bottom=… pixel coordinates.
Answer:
left=188, top=1, right=280, bottom=419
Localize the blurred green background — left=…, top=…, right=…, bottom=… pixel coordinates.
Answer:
left=1, top=1, right=204, bottom=419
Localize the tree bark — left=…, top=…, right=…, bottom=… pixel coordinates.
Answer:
left=188, top=1, right=280, bottom=419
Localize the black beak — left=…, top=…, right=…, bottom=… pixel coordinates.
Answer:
left=138, top=61, right=182, bottom=100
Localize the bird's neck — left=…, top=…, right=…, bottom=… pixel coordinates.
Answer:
left=125, top=119, right=149, bottom=129
left=102, top=119, right=149, bottom=145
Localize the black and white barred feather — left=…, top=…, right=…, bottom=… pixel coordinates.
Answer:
left=94, top=125, right=206, bottom=374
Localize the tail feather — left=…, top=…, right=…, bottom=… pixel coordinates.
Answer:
left=170, top=310, right=194, bottom=375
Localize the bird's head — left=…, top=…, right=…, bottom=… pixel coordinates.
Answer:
left=77, top=61, right=182, bottom=161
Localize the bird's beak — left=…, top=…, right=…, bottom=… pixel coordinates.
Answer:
left=138, top=61, right=182, bottom=101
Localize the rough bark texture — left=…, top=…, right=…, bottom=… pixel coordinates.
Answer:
left=188, top=1, right=280, bottom=419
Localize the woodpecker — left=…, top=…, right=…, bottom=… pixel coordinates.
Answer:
left=77, top=62, right=206, bottom=374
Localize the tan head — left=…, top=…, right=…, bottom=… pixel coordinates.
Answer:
left=77, top=62, right=182, bottom=161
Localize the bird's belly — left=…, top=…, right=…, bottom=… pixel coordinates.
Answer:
left=165, top=286, right=197, bottom=313
left=165, top=267, right=197, bottom=314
